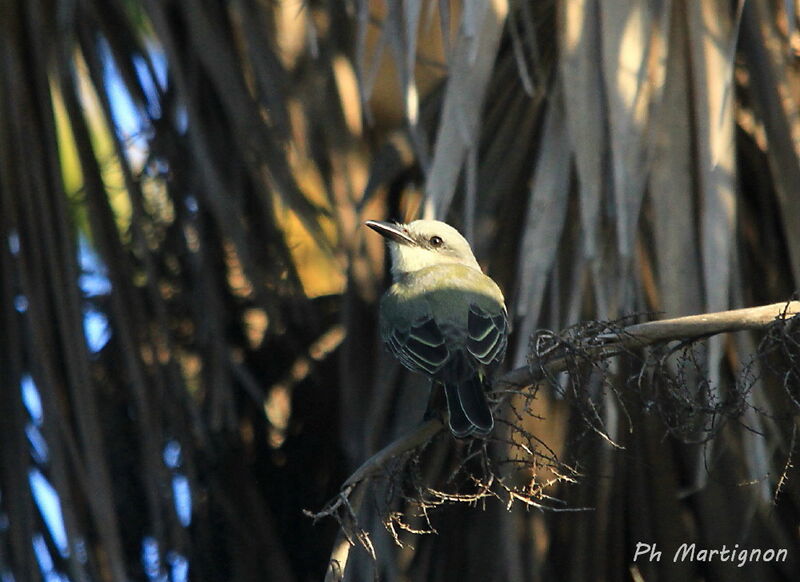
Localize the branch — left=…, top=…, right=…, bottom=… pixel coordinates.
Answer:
left=313, top=300, right=799, bottom=578
left=343, top=419, right=444, bottom=488
left=500, top=300, right=800, bottom=389
left=604, top=300, right=799, bottom=342
left=309, top=419, right=444, bottom=581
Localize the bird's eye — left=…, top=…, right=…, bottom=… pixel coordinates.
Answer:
left=429, top=235, right=444, bottom=247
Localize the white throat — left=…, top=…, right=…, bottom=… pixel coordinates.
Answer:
left=388, top=242, right=481, bottom=281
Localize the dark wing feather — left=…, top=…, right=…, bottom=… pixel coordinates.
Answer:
left=385, top=316, right=450, bottom=376
left=441, top=304, right=506, bottom=438
left=386, top=302, right=507, bottom=439
left=466, top=304, right=508, bottom=369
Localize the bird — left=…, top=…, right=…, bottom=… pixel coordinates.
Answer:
left=365, top=219, right=508, bottom=438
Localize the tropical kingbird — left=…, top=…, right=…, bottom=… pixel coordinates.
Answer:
left=365, top=219, right=508, bottom=438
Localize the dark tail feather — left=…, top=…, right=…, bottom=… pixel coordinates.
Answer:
left=443, top=376, right=494, bottom=438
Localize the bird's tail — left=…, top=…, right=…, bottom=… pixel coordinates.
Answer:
left=442, top=375, right=494, bottom=438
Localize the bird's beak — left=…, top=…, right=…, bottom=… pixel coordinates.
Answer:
left=364, top=220, right=416, bottom=246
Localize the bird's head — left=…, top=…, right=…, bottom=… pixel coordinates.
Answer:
left=365, top=219, right=481, bottom=279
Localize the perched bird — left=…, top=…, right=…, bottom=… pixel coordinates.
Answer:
left=365, top=219, right=508, bottom=438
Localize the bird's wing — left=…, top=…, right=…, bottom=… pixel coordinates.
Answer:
left=385, top=303, right=507, bottom=377
left=385, top=315, right=450, bottom=376
left=465, top=304, right=508, bottom=369
left=439, top=302, right=506, bottom=438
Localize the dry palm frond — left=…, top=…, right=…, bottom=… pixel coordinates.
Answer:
left=2, top=0, right=800, bottom=581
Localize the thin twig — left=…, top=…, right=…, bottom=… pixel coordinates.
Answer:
left=314, top=300, right=800, bottom=579
left=343, top=419, right=444, bottom=488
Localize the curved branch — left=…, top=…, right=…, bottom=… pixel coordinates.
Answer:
left=604, top=301, right=799, bottom=343
left=343, top=419, right=444, bottom=488
left=314, top=299, right=799, bottom=579
left=501, top=300, right=800, bottom=389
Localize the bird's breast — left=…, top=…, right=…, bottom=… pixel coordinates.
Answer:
left=380, top=264, right=505, bottom=332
